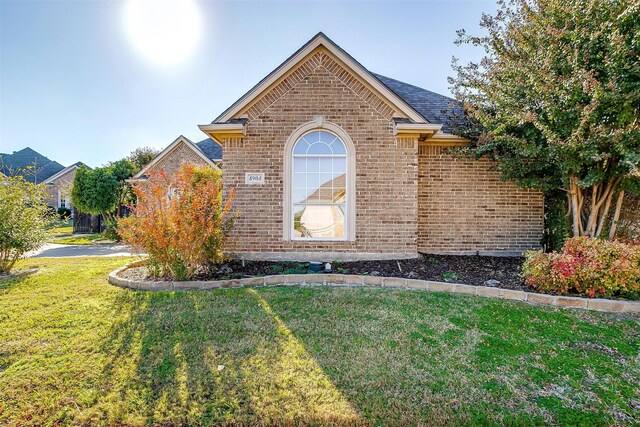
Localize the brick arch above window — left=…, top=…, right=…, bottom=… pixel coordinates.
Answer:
left=282, top=119, right=356, bottom=241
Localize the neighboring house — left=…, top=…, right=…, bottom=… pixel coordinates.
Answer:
left=43, top=162, right=89, bottom=210
left=129, top=135, right=221, bottom=182
left=0, top=147, right=86, bottom=209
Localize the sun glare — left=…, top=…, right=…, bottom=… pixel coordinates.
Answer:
left=124, top=0, right=202, bottom=66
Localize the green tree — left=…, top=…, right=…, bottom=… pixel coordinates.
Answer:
left=0, top=176, right=55, bottom=273
left=450, top=0, right=640, bottom=239
left=71, top=160, right=137, bottom=224
left=126, top=146, right=159, bottom=170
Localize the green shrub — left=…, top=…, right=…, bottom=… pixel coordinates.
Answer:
left=57, top=207, right=71, bottom=219
left=523, top=237, right=640, bottom=298
left=0, top=176, right=55, bottom=273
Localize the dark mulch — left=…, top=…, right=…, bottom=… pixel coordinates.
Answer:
left=122, top=254, right=527, bottom=291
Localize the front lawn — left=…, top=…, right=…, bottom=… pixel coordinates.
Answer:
left=48, top=220, right=73, bottom=237
left=54, top=234, right=109, bottom=245
left=0, top=258, right=638, bottom=426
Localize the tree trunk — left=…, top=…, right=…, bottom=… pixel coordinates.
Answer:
left=568, top=176, right=621, bottom=239
left=595, top=188, right=615, bottom=237
left=570, top=176, right=581, bottom=237
left=609, top=190, right=625, bottom=239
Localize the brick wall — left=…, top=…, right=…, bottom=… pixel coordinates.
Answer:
left=222, top=49, right=419, bottom=258
left=45, top=167, right=77, bottom=208
left=417, top=145, right=544, bottom=255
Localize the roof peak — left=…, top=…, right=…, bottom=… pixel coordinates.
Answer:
left=207, top=31, right=426, bottom=125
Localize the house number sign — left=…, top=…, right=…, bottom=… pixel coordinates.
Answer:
left=245, top=173, right=265, bottom=185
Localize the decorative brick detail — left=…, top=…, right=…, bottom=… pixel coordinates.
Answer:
left=396, top=137, right=418, bottom=149
left=418, top=144, right=544, bottom=255
left=244, top=49, right=396, bottom=123
left=222, top=137, right=244, bottom=148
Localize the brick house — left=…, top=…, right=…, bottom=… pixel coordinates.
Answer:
left=43, top=162, right=88, bottom=210
left=147, top=33, right=545, bottom=260
left=130, top=135, right=221, bottom=182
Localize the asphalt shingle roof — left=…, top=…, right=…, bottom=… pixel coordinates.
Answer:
left=372, top=73, right=466, bottom=133
left=195, top=138, right=222, bottom=161
left=0, top=147, right=65, bottom=183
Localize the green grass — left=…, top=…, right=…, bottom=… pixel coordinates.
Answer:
left=54, top=234, right=108, bottom=245
left=48, top=220, right=73, bottom=238
left=1, top=258, right=639, bottom=426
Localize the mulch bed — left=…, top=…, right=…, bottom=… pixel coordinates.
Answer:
left=121, top=254, right=528, bottom=291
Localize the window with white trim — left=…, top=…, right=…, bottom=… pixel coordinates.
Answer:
left=291, top=130, right=347, bottom=240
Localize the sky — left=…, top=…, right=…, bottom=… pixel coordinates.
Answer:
left=0, top=0, right=494, bottom=167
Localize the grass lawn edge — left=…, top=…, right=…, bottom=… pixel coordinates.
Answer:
left=109, top=259, right=640, bottom=314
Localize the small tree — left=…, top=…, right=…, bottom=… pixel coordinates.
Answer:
left=71, top=160, right=137, bottom=224
left=450, top=0, right=640, bottom=239
left=118, top=164, right=236, bottom=280
left=0, top=176, right=55, bottom=273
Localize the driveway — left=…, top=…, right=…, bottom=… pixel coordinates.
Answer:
left=27, top=242, right=138, bottom=258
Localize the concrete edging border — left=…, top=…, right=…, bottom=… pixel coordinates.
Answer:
left=108, top=261, right=640, bottom=314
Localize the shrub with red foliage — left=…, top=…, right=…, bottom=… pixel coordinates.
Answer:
left=118, top=164, right=236, bottom=280
left=523, top=237, right=640, bottom=298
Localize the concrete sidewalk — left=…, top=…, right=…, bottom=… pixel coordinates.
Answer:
left=27, top=242, right=139, bottom=258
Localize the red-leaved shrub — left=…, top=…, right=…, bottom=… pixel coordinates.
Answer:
left=118, top=164, right=236, bottom=280
left=523, top=237, right=640, bottom=298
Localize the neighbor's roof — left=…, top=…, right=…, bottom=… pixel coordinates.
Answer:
left=0, top=147, right=65, bottom=183
left=372, top=74, right=464, bottom=133
left=195, top=138, right=222, bottom=161
left=43, top=161, right=90, bottom=184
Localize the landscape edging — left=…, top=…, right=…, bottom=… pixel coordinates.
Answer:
left=108, top=261, right=640, bottom=314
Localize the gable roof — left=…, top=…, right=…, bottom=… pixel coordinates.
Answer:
left=372, top=74, right=465, bottom=134
left=131, top=135, right=220, bottom=180
left=203, top=32, right=467, bottom=137
left=209, top=32, right=427, bottom=125
left=43, top=161, right=90, bottom=184
left=0, top=147, right=65, bottom=183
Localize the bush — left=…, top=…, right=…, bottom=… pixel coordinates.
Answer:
left=0, top=176, right=55, bottom=273
left=523, top=237, right=640, bottom=298
left=118, top=164, right=236, bottom=280
left=57, top=207, right=71, bottom=219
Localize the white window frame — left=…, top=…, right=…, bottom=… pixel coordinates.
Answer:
left=57, top=190, right=66, bottom=209
left=283, top=119, right=356, bottom=241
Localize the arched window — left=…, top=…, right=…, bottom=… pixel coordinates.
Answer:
left=290, top=130, right=348, bottom=240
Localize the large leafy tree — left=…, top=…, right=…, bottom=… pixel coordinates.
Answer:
left=0, top=176, right=54, bottom=273
left=450, top=0, right=640, bottom=239
left=71, top=160, right=137, bottom=223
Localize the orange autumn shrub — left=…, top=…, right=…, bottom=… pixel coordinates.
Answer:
left=523, top=237, right=640, bottom=299
left=118, top=164, right=236, bottom=280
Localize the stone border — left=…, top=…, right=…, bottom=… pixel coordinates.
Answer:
left=108, top=261, right=640, bottom=314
